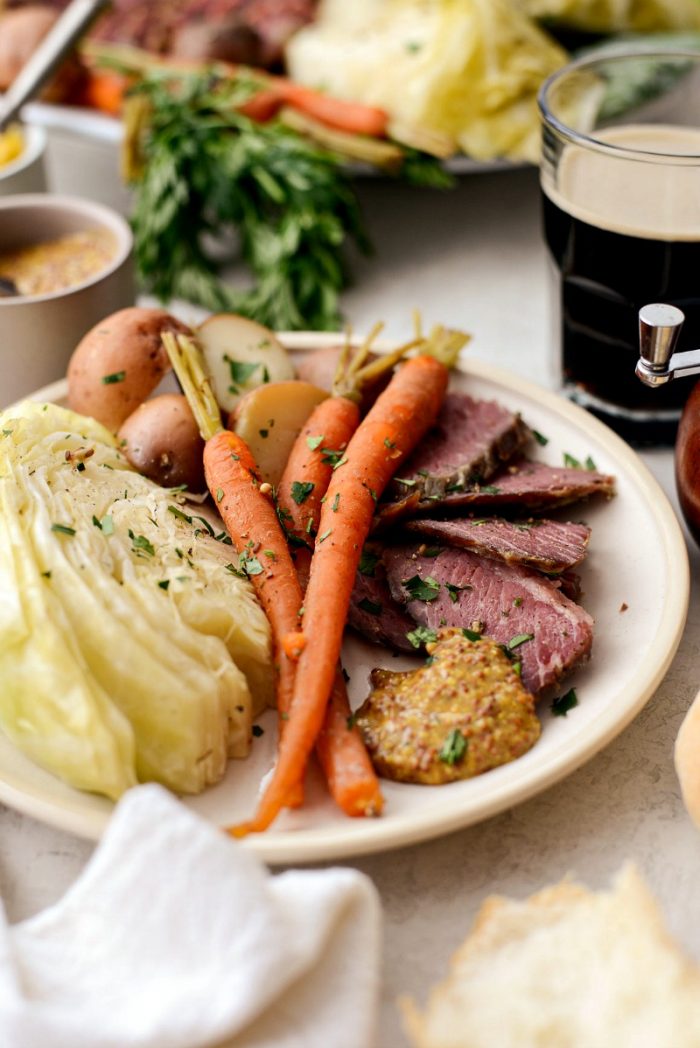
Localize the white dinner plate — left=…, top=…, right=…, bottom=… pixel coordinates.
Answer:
left=22, top=103, right=523, bottom=175
left=0, top=334, right=689, bottom=863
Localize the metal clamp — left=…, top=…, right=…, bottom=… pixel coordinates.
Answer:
left=636, top=303, right=700, bottom=387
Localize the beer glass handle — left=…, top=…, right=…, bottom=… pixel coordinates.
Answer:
left=636, top=304, right=700, bottom=386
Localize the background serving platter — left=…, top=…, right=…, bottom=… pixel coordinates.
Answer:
left=0, top=335, right=688, bottom=863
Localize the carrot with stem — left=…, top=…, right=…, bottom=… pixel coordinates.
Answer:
left=162, top=333, right=304, bottom=741
left=232, top=336, right=466, bottom=835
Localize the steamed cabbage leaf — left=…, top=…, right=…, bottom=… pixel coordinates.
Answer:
left=0, top=403, right=273, bottom=799
left=286, top=0, right=567, bottom=161
left=516, top=0, right=700, bottom=33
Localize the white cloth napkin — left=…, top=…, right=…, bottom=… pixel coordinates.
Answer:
left=0, top=785, right=382, bottom=1048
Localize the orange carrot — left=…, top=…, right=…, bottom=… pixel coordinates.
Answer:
left=81, top=69, right=132, bottom=115
left=277, top=394, right=383, bottom=817
left=276, top=80, right=388, bottom=137
left=204, top=431, right=304, bottom=726
left=277, top=395, right=360, bottom=589
left=232, top=354, right=449, bottom=834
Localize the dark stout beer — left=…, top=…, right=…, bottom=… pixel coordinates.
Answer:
left=542, top=124, right=700, bottom=444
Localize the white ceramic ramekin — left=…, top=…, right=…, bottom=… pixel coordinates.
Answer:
left=0, top=194, right=134, bottom=405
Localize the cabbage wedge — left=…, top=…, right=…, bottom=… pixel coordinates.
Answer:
left=286, top=0, right=567, bottom=161
left=0, top=403, right=273, bottom=799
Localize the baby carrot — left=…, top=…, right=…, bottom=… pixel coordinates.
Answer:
left=233, top=353, right=449, bottom=834
left=277, top=393, right=383, bottom=817
left=162, top=334, right=304, bottom=737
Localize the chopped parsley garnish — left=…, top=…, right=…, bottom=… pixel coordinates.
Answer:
left=551, top=687, right=578, bottom=717
left=128, top=530, right=155, bottom=557
left=332, top=493, right=340, bottom=512
left=478, top=485, right=501, bottom=495
left=357, top=597, right=382, bottom=616
left=168, top=505, right=193, bottom=524
left=420, top=547, right=442, bottom=557
left=100, top=515, right=114, bottom=536
left=158, top=580, right=170, bottom=591
left=216, top=487, right=224, bottom=503
left=51, top=523, right=75, bottom=536
left=439, top=729, right=468, bottom=766
left=585, top=455, right=597, bottom=471
left=225, top=356, right=260, bottom=392
left=512, top=660, right=522, bottom=677
left=76, top=462, right=86, bottom=472
left=259, top=428, right=269, bottom=438
left=41, top=570, right=52, bottom=579
left=513, top=596, right=523, bottom=607
left=384, top=437, right=396, bottom=449
left=563, top=452, right=582, bottom=469
left=403, top=574, right=441, bottom=602
left=446, top=582, right=466, bottom=603
left=252, top=724, right=265, bottom=737
left=358, top=549, right=379, bottom=577
left=507, top=632, right=534, bottom=650
left=532, top=429, right=549, bottom=446
left=346, top=712, right=358, bottom=730
left=462, top=628, right=482, bottom=642
left=395, top=477, right=417, bottom=487
left=101, top=371, right=126, bottom=385
left=320, top=446, right=344, bottom=466
left=306, top=434, right=324, bottom=451
left=239, top=551, right=263, bottom=577
left=318, top=528, right=332, bottom=542
left=290, top=480, right=314, bottom=505
left=406, top=625, right=438, bottom=649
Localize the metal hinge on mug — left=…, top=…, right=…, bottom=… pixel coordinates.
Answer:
left=636, top=304, right=700, bottom=387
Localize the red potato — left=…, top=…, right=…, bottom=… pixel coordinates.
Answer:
left=118, top=394, right=205, bottom=492
left=67, top=307, right=192, bottom=432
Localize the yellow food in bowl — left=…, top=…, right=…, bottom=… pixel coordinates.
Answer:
left=0, top=228, right=117, bottom=296
left=0, top=126, right=24, bottom=169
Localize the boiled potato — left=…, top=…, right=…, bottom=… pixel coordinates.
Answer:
left=230, top=381, right=329, bottom=486
left=295, top=344, right=392, bottom=413
left=198, top=313, right=295, bottom=414
left=118, top=394, right=205, bottom=493
left=67, top=307, right=192, bottom=432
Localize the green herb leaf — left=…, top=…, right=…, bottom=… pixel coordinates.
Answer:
left=563, top=452, right=582, bottom=469
left=462, top=628, right=482, bottom=642
left=479, top=485, right=501, bottom=495
left=357, top=597, right=382, bottom=616
left=306, top=435, right=324, bottom=451
left=585, top=455, right=597, bottom=471
left=406, top=625, right=438, bottom=649
left=403, top=575, right=441, bottom=602
left=252, top=724, right=264, bottom=737
left=291, top=481, right=314, bottom=505
left=551, top=687, right=578, bottom=717
left=358, top=550, right=379, bottom=577
left=51, top=523, right=75, bottom=536
left=507, top=632, right=534, bottom=650
left=439, top=729, right=468, bottom=766
left=332, top=493, right=340, bottom=512
left=158, top=579, right=170, bottom=590
left=128, top=530, right=155, bottom=557
left=225, top=356, right=260, bottom=391
left=318, top=529, right=332, bottom=542
left=168, top=505, right=193, bottom=524
left=101, top=371, right=125, bottom=385
left=532, top=429, right=549, bottom=446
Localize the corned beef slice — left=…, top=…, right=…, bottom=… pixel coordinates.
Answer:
left=383, top=545, right=594, bottom=694
left=435, top=459, right=615, bottom=512
left=348, top=567, right=416, bottom=653
left=405, top=517, right=591, bottom=574
left=387, top=393, right=531, bottom=500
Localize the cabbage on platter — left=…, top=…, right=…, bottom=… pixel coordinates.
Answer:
left=0, top=402, right=273, bottom=800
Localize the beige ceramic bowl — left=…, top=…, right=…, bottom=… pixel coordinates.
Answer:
left=0, top=125, right=47, bottom=196
left=0, top=194, right=134, bottom=405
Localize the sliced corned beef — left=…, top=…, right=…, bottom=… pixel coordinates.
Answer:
left=348, top=558, right=416, bottom=653
left=405, top=517, right=591, bottom=573
left=387, top=393, right=531, bottom=501
left=429, top=459, right=615, bottom=512
left=383, top=545, right=594, bottom=694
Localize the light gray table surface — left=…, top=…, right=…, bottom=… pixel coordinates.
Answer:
left=4, top=147, right=700, bottom=1048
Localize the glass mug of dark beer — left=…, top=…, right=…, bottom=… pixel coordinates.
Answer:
left=539, top=50, right=700, bottom=444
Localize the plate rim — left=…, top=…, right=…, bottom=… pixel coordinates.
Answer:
left=11, top=334, right=690, bottom=862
